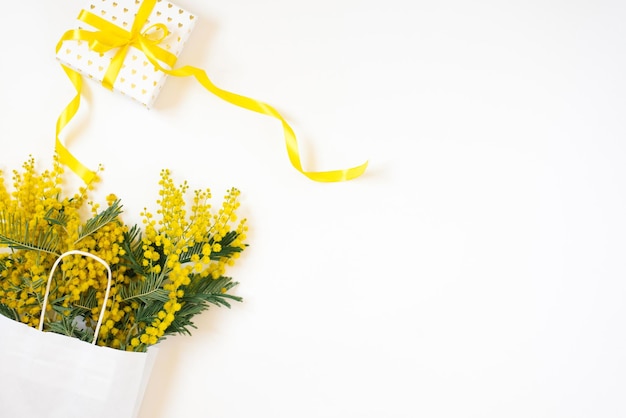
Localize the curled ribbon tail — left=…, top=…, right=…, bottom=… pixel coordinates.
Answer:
left=54, top=33, right=97, bottom=185
left=141, top=48, right=368, bottom=182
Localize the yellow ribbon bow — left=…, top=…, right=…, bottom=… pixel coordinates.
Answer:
left=56, top=0, right=368, bottom=183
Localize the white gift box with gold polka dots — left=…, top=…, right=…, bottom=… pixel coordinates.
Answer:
left=57, top=0, right=196, bottom=108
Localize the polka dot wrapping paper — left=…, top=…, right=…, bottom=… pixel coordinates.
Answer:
left=56, top=0, right=196, bottom=108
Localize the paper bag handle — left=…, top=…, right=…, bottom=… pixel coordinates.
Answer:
left=38, top=250, right=113, bottom=345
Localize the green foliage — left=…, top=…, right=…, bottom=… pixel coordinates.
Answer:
left=179, top=230, right=246, bottom=264
left=164, top=275, right=242, bottom=338
left=46, top=307, right=95, bottom=343
left=76, top=200, right=123, bottom=244
left=0, top=211, right=61, bottom=255
left=119, top=273, right=170, bottom=304
left=0, top=303, right=19, bottom=321
left=120, top=224, right=148, bottom=276
left=44, top=206, right=69, bottom=228
left=74, top=287, right=99, bottom=313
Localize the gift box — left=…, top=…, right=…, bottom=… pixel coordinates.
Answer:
left=57, top=0, right=197, bottom=108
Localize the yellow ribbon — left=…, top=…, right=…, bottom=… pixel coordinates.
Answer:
left=74, top=8, right=177, bottom=91
left=56, top=0, right=368, bottom=183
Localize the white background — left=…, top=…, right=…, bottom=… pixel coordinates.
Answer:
left=2, top=1, right=626, bottom=417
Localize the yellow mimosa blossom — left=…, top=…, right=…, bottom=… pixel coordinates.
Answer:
left=0, top=155, right=247, bottom=352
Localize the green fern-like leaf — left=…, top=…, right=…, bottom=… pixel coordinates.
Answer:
left=120, top=224, right=148, bottom=276
left=0, top=303, right=19, bottom=321
left=45, top=313, right=95, bottom=343
left=43, top=206, right=69, bottom=228
left=118, top=273, right=170, bottom=304
left=0, top=211, right=60, bottom=255
left=75, top=200, right=123, bottom=244
left=73, top=287, right=99, bottom=314
left=179, top=230, right=245, bottom=264
left=162, top=275, right=242, bottom=337
left=209, top=230, right=247, bottom=261
left=134, top=300, right=167, bottom=325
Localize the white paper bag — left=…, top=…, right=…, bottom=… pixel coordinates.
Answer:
left=0, top=251, right=158, bottom=418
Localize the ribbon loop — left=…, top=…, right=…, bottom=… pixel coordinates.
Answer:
left=141, top=23, right=169, bottom=44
